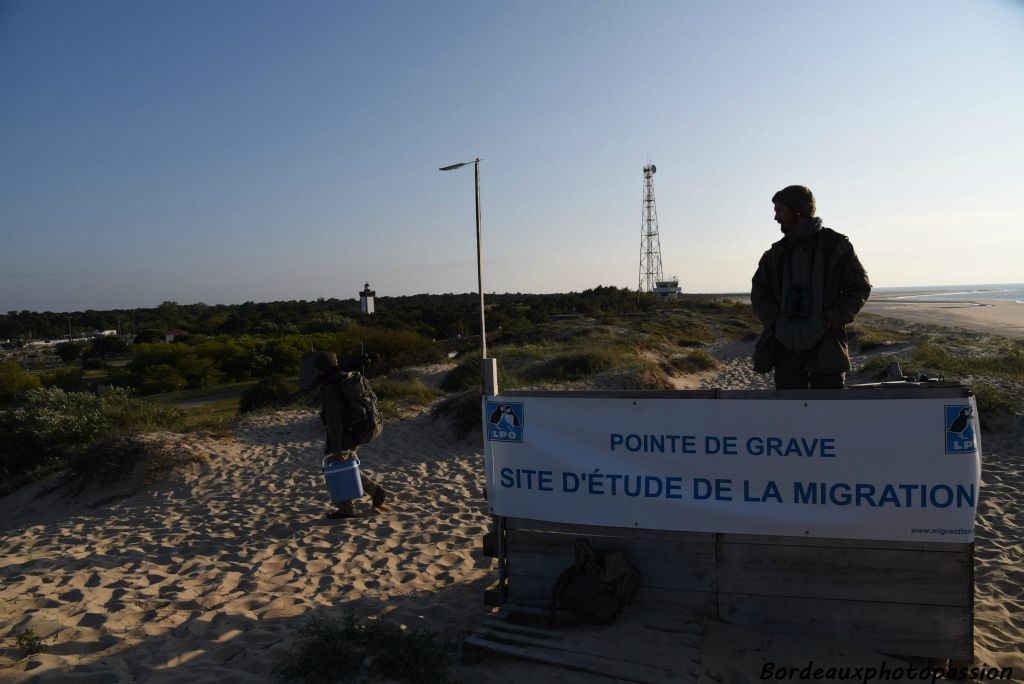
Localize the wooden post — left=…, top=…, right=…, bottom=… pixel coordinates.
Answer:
left=474, top=159, right=487, bottom=360
left=482, top=358, right=498, bottom=396
left=481, top=356, right=507, bottom=605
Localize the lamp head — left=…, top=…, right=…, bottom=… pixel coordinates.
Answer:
left=439, top=158, right=480, bottom=171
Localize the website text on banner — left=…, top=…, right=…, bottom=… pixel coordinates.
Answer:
left=483, top=396, right=981, bottom=543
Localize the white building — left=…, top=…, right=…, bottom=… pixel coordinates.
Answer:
left=359, top=283, right=375, bottom=314
left=653, top=278, right=682, bottom=301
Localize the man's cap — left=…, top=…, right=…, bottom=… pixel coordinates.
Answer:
left=314, top=351, right=339, bottom=373
left=772, top=185, right=816, bottom=218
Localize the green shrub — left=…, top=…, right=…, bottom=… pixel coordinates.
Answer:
left=66, top=434, right=150, bottom=485
left=909, top=342, right=1024, bottom=382
left=675, top=322, right=714, bottom=347
left=15, top=630, right=47, bottom=656
left=979, top=346, right=1024, bottom=380
left=179, top=398, right=241, bottom=436
left=55, top=341, right=84, bottom=364
left=677, top=336, right=707, bottom=348
left=0, top=360, right=41, bottom=403
left=432, top=391, right=482, bottom=439
left=134, top=363, right=187, bottom=394
left=85, top=335, right=128, bottom=360
left=302, top=312, right=357, bottom=333
left=373, top=377, right=439, bottom=405
left=41, top=366, right=84, bottom=392
left=239, top=374, right=295, bottom=413
left=851, top=324, right=909, bottom=351
left=103, top=390, right=183, bottom=433
left=273, top=615, right=451, bottom=684
left=911, top=341, right=951, bottom=371
left=441, top=360, right=480, bottom=392
left=0, top=387, right=182, bottom=490
left=81, top=357, right=108, bottom=370
left=376, top=398, right=402, bottom=420
left=670, top=350, right=719, bottom=374
left=612, top=364, right=675, bottom=390
left=861, top=353, right=904, bottom=374
left=523, top=348, right=622, bottom=383
left=973, top=384, right=1022, bottom=427
left=384, top=346, right=447, bottom=372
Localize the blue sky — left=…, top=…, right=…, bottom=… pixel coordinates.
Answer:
left=2, top=0, right=1022, bottom=312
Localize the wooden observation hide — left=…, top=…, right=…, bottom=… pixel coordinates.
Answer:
left=481, top=373, right=975, bottom=662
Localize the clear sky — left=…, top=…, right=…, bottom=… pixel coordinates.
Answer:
left=2, top=0, right=1022, bottom=312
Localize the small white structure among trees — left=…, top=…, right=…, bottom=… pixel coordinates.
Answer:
left=653, top=277, right=682, bottom=301
left=359, top=283, right=375, bottom=314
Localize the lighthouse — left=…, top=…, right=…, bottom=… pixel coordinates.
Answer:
left=359, top=282, right=375, bottom=314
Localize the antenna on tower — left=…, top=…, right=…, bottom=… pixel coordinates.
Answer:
left=638, top=163, right=664, bottom=302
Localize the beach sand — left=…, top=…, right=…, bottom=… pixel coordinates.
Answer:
left=0, top=407, right=495, bottom=682
left=1, top=328, right=1021, bottom=682
left=728, top=290, right=1024, bottom=340
left=862, top=297, right=1024, bottom=340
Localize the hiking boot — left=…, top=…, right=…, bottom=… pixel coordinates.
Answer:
left=327, top=502, right=359, bottom=519
left=371, top=486, right=389, bottom=510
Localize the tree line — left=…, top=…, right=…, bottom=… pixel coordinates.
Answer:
left=1, top=286, right=644, bottom=343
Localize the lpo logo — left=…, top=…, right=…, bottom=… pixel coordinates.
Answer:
left=944, top=405, right=976, bottom=454
left=486, top=402, right=524, bottom=443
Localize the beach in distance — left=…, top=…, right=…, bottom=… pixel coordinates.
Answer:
left=862, top=284, right=1024, bottom=340
left=728, top=283, right=1024, bottom=340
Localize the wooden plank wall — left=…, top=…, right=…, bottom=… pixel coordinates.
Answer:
left=504, top=517, right=973, bottom=661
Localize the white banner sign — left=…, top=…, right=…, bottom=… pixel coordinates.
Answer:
left=483, top=395, right=981, bottom=542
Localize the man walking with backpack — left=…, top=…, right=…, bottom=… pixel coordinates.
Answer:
left=315, top=351, right=389, bottom=519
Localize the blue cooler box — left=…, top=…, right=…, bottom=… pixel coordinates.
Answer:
left=322, top=455, right=364, bottom=503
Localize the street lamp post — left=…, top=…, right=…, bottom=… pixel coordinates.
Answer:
left=440, top=158, right=504, bottom=602
left=439, top=158, right=487, bottom=360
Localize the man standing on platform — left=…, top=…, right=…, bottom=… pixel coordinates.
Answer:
left=751, top=185, right=871, bottom=389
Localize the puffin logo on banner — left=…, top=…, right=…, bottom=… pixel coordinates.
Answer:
left=944, top=405, right=976, bottom=454
left=486, top=402, right=524, bottom=443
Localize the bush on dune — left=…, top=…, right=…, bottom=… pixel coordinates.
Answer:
left=440, top=360, right=480, bottom=392
left=373, top=376, right=439, bottom=405
left=522, top=347, right=625, bottom=383
left=670, top=350, right=719, bottom=374
left=239, top=374, right=295, bottom=413
left=972, top=383, right=1022, bottom=427
left=432, top=391, right=482, bottom=439
left=66, top=434, right=151, bottom=485
left=0, top=360, right=41, bottom=403
left=0, top=387, right=182, bottom=491
left=274, top=614, right=451, bottom=684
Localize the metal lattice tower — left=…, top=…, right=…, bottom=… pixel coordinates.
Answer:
left=638, top=163, right=664, bottom=295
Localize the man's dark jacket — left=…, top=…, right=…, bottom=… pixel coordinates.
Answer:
left=751, top=220, right=871, bottom=373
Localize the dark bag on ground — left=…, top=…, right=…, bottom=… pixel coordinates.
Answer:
left=333, top=372, right=384, bottom=449
left=552, top=538, right=641, bottom=625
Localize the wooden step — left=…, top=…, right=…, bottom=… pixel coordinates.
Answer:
left=462, top=603, right=701, bottom=683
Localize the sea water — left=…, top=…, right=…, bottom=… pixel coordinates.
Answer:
left=872, top=283, right=1024, bottom=304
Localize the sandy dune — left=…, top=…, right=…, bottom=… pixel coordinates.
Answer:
left=1, top=327, right=1021, bottom=681
left=0, top=408, right=493, bottom=682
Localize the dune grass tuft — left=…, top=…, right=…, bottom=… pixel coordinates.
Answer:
left=273, top=614, right=451, bottom=684
left=373, top=377, right=440, bottom=405
left=670, top=350, right=719, bottom=375
left=432, top=391, right=483, bottom=439
left=522, top=347, right=625, bottom=383
left=15, top=629, right=47, bottom=656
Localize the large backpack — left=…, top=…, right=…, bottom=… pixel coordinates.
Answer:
left=552, top=538, right=641, bottom=625
left=333, top=371, right=384, bottom=450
